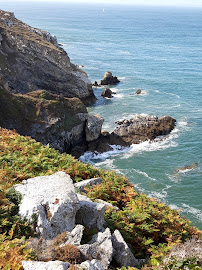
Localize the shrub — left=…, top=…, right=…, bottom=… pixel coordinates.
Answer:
left=53, top=244, right=84, bottom=264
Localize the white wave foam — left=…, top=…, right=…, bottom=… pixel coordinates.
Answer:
left=133, top=183, right=145, bottom=193
left=181, top=204, right=202, bottom=221
left=154, top=90, right=160, bottom=93
left=148, top=185, right=171, bottom=201
left=170, top=204, right=181, bottom=211
left=118, top=50, right=131, bottom=55
left=166, top=92, right=180, bottom=99
left=166, top=173, right=181, bottom=183
left=79, top=145, right=129, bottom=163
left=133, top=169, right=156, bottom=181
left=118, top=76, right=126, bottom=80
left=115, top=93, right=124, bottom=99
left=121, top=131, right=178, bottom=159
left=138, top=90, right=148, bottom=96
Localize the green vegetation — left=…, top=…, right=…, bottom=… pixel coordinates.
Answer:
left=0, top=128, right=201, bottom=269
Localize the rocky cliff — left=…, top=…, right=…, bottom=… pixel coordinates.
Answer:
left=0, top=10, right=95, bottom=104
left=0, top=86, right=103, bottom=157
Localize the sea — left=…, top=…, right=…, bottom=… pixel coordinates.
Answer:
left=1, top=2, right=202, bottom=229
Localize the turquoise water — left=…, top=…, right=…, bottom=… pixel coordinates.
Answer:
left=1, top=2, right=202, bottom=229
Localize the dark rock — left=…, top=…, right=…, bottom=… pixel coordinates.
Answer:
left=0, top=9, right=96, bottom=105
left=136, top=89, right=141, bottom=94
left=112, top=115, right=176, bottom=145
left=101, top=88, right=113, bottom=98
left=86, top=115, right=176, bottom=154
left=93, top=81, right=99, bottom=87
left=100, top=72, right=120, bottom=85
left=0, top=87, right=103, bottom=157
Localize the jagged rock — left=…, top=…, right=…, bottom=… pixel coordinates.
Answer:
left=0, top=9, right=95, bottom=104
left=95, top=199, right=119, bottom=211
left=74, top=178, right=102, bottom=192
left=14, top=172, right=80, bottom=239
left=100, top=72, right=120, bottom=85
left=27, top=226, right=85, bottom=261
left=76, top=194, right=106, bottom=230
left=61, top=225, right=85, bottom=247
left=79, top=228, right=113, bottom=269
left=85, top=115, right=104, bottom=142
left=92, top=81, right=99, bottom=87
left=136, top=89, right=141, bottom=94
left=111, top=115, right=176, bottom=145
left=21, top=261, right=70, bottom=270
left=101, top=88, right=113, bottom=98
left=0, top=87, right=104, bottom=157
left=77, top=260, right=103, bottom=270
left=112, top=230, right=141, bottom=267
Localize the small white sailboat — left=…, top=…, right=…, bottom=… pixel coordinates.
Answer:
left=102, top=8, right=105, bottom=12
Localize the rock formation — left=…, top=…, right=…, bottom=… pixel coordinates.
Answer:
left=112, top=115, right=176, bottom=145
left=136, top=89, right=141, bottom=94
left=14, top=172, right=80, bottom=239
left=13, top=172, right=141, bottom=269
left=101, top=88, right=113, bottom=98
left=0, top=9, right=95, bottom=104
left=100, top=72, right=120, bottom=85
left=0, top=87, right=103, bottom=157
left=85, top=115, right=176, bottom=153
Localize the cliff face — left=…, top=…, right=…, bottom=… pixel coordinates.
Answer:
left=0, top=10, right=95, bottom=104
left=0, top=86, right=103, bottom=157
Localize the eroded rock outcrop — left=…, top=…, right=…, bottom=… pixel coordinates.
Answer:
left=74, top=177, right=102, bottom=193
left=76, top=194, right=106, bottom=230
left=0, top=87, right=104, bottom=157
left=100, top=72, right=120, bottom=85
left=110, top=115, right=176, bottom=145
left=84, top=115, right=176, bottom=154
left=0, top=9, right=95, bottom=104
left=79, top=228, right=113, bottom=269
left=14, top=172, right=80, bottom=239
left=101, top=88, right=113, bottom=98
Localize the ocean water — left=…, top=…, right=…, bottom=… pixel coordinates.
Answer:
left=1, top=2, right=202, bottom=229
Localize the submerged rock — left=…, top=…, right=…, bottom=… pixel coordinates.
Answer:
left=0, top=9, right=95, bottom=104
left=176, top=163, right=198, bottom=173
left=100, top=72, right=120, bottom=85
left=14, top=172, right=80, bottom=239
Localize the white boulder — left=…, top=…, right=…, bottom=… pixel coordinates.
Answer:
left=14, top=172, right=80, bottom=239
left=77, top=260, right=103, bottom=270
left=74, top=177, right=102, bottom=192
left=21, top=261, right=70, bottom=270
left=76, top=194, right=106, bottom=230
left=112, top=230, right=141, bottom=267
left=79, top=228, right=113, bottom=269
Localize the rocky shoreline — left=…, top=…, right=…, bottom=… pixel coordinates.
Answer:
left=0, top=8, right=201, bottom=270
left=0, top=9, right=177, bottom=159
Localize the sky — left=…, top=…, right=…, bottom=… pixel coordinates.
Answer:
left=2, top=0, right=202, bottom=8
